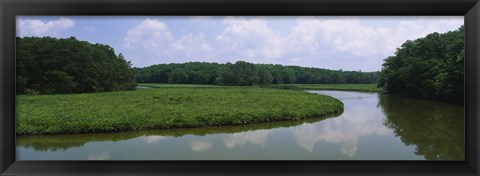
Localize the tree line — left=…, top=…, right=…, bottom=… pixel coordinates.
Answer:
left=134, top=61, right=379, bottom=86
left=378, top=25, right=464, bottom=105
left=16, top=37, right=137, bottom=94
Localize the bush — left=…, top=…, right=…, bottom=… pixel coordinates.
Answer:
left=24, top=88, right=39, bottom=96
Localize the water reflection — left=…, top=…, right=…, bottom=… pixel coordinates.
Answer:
left=88, top=151, right=111, bottom=160
left=143, top=136, right=166, bottom=144
left=377, top=94, right=464, bottom=160
left=190, top=140, right=213, bottom=152
left=223, top=130, right=271, bottom=149
left=16, top=90, right=464, bottom=160
left=17, top=115, right=336, bottom=152
left=300, top=91, right=391, bottom=157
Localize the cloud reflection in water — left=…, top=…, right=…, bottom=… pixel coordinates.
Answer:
left=292, top=91, right=391, bottom=157
left=87, top=151, right=111, bottom=160
left=143, top=136, right=166, bottom=144
left=223, top=130, right=272, bottom=149
left=190, top=140, right=213, bottom=152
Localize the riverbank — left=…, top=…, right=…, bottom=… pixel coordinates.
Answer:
left=270, top=84, right=382, bottom=92
left=17, top=85, right=343, bottom=135
left=17, top=115, right=338, bottom=151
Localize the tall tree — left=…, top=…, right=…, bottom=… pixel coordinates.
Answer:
left=378, top=26, right=464, bottom=105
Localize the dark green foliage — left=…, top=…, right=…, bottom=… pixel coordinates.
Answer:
left=134, top=61, right=378, bottom=86
left=168, top=68, right=189, bottom=84
left=378, top=26, right=464, bottom=105
left=16, top=37, right=137, bottom=94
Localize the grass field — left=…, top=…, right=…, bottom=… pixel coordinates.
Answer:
left=17, top=85, right=343, bottom=135
left=138, top=83, right=220, bottom=88
left=270, top=84, right=382, bottom=92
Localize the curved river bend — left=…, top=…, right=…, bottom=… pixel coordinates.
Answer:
left=17, top=90, right=464, bottom=160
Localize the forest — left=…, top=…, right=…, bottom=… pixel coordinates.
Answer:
left=16, top=37, right=137, bottom=94
left=378, top=25, right=464, bottom=105
left=134, top=61, right=379, bottom=86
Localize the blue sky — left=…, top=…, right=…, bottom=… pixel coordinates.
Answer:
left=16, top=16, right=463, bottom=72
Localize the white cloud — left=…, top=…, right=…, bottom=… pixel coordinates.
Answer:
left=124, top=18, right=216, bottom=64
left=173, top=32, right=213, bottom=56
left=216, top=17, right=285, bottom=61
left=284, top=16, right=463, bottom=58
left=124, top=18, right=174, bottom=50
left=123, top=16, right=463, bottom=71
left=213, top=16, right=462, bottom=69
left=277, top=16, right=462, bottom=70
left=381, top=17, right=463, bottom=55
left=17, top=17, right=75, bottom=37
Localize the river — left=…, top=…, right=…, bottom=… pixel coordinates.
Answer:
left=16, top=90, right=464, bottom=160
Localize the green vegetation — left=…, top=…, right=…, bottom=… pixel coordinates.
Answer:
left=134, top=61, right=379, bottom=86
left=378, top=26, right=464, bottom=105
left=270, top=84, right=382, bottom=92
left=17, top=85, right=343, bottom=135
left=138, top=83, right=219, bottom=88
left=16, top=37, right=136, bottom=94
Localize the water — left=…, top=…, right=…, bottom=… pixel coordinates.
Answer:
left=16, top=90, right=464, bottom=160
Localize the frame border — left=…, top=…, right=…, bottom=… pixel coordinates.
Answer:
left=1, top=0, right=479, bottom=175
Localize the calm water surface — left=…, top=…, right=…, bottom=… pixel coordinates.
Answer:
left=16, top=91, right=464, bottom=160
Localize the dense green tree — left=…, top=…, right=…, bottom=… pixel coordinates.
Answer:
left=378, top=26, right=464, bottom=105
left=16, top=36, right=137, bottom=94
left=282, top=68, right=297, bottom=84
left=168, top=68, right=189, bottom=84
left=257, top=65, right=274, bottom=87
left=135, top=61, right=378, bottom=86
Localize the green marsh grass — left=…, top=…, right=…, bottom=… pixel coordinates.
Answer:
left=17, top=85, right=343, bottom=135
left=138, top=83, right=220, bottom=88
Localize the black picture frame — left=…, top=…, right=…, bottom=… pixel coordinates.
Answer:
left=1, top=0, right=479, bottom=175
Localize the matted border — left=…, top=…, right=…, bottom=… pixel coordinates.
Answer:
left=1, top=0, right=479, bottom=175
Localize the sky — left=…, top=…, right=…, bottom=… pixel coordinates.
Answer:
left=16, top=16, right=463, bottom=72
